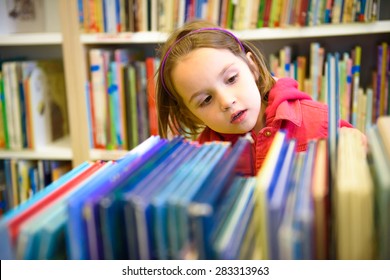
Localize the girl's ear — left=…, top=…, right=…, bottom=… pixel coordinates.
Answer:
left=245, top=52, right=260, bottom=78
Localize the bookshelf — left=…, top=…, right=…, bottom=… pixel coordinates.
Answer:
left=60, top=0, right=389, bottom=165
left=0, top=0, right=73, bottom=162
left=2, top=1, right=390, bottom=165
left=0, top=33, right=62, bottom=46
left=0, top=136, right=72, bottom=161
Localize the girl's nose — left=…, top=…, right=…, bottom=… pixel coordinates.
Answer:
left=218, top=92, right=236, bottom=111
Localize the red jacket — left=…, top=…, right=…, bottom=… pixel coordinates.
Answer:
left=197, top=78, right=353, bottom=176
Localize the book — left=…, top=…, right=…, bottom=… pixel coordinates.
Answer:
left=167, top=142, right=230, bottom=259
left=336, top=127, right=374, bottom=259
left=66, top=161, right=118, bottom=260
left=311, top=138, right=330, bottom=259
left=0, top=161, right=91, bottom=259
left=291, top=140, right=317, bottom=260
left=188, top=135, right=253, bottom=260
left=123, top=141, right=197, bottom=259
left=24, top=60, right=68, bottom=149
left=151, top=143, right=218, bottom=260
left=66, top=136, right=162, bottom=260
left=367, top=124, right=390, bottom=259
left=254, top=130, right=288, bottom=259
left=113, top=48, right=133, bottom=149
left=267, top=138, right=297, bottom=259
left=377, top=115, right=390, bottom=159
left=326, top=52, right=341, bottom=191
left=84, top=137, right=179, bottom=259
left=278, top=152, right=305, bottom=260
left=134, top=60, right=149, bottom=143
left=15, top=163, right=109, bottom=261
left=2, top=62, right=23, bottom=150
left=209, top=176, right=246, bottom=257
left=124, top=63, right=139, bottom=149
left=212, top=177, right=256, bottom=259
left=17, top=160, right=36, bottom=203
left=145, top=57, right=158, bottom=136
left=89, top=48, right=111, bottom=149
left=1, top=162, right=103, bottom=258
left=16, top=160, right=112, bottom=260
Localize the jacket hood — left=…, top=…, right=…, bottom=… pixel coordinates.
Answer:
left=265, top=78, right=312, bottom=120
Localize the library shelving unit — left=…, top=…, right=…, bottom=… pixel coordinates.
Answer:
left=59, top=0, right=390, bottom=166
left=0, top=0, right=73, bottom=163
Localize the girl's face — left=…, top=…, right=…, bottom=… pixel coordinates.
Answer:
left=172, top=48, right=262, bottom=135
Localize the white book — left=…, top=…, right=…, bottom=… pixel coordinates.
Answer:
left=89, top=49, right=109, bottom=148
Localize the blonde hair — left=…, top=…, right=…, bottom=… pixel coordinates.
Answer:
left=156, top=20, right=275, bottom=139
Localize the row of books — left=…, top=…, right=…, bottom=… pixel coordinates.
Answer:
left=87, top=48, right=158, bottom=150
left=0, top=114, right=389, bottom=260
left=0, top=159, right=72, bottom=215
left=269, top=42, right=389, bottom=132
left=0, top=60, right=69, bottom=151
left=78, top=0, right=381, bottom=34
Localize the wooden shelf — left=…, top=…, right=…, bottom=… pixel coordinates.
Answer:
left=235, top=20, right=390, bottom=40
left=80, top=31, right=168, bottom=44
left=0, top=32, right=62, bottom=46
left=0, top=136, right=73, bottom=160
left=79, top=20, right=390, bottom=44
left=90, top=149, right=130, bottom=161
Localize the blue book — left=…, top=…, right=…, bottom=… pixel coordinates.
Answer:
left=253, top=130, right=288, bottom=260
left=212, top=177, right=256, bottom=259
left=150, top=143, right=216, bottom=260
left=66, top=136, right=162, bottom=260
left=292, top=141, right=317, bottom=259
left=188, top=136, right=253, bottom=259
left=91, top=137, right=182, bottom=259
left=207, top=176, right=246, bottom=259
left=123, top=141, right=197, bottom=259
left=167, top=142, right=229, bottom=259
left=278, top=152, right=305, bottom=259
left=0, top=162, right=91, bottom=260
left=66, top=161, right=116, bottom=260
left=16, top=161, right=107, bottom=260
left=267, top=139, right=297, bottom=259
left=38, top=208, right=67, bottom=259
left=327, top=52, right=340, bottom=191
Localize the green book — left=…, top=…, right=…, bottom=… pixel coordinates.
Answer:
left=0, top=73, right=9, bottom=149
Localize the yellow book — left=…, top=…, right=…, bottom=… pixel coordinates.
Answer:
left=336, top=127, right=374, bottom=259
left=377, top=116, right=390, bottom=158
left=254, top=130, right=287, bottom=259
left=379, top=42, right=388, bottom=116
left=311, top=138, right=329, bottom=259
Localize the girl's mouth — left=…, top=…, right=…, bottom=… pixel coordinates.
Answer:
left=231, top=110, right=247, bottom=123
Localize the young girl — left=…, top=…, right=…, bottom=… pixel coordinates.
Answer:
left=156, top=20, right=354, bottom=176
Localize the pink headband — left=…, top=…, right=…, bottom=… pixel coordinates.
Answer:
left=159, top=27, right=245, bottom=97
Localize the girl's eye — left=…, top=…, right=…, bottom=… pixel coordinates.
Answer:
left=200, top=95, right=212, bottom=107
left=227, top=74, right=238, bottom=84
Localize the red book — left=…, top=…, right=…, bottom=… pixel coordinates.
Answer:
left=7, top=161, right=105, bottom=246
left=145, top=57, right=158, bottom=136
left=263, top=0, right=273, bottom=27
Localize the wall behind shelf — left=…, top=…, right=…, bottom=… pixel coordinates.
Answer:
left=0, top=45, right=63, bottom=61
left=0, top=0, right=61, bottom=35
